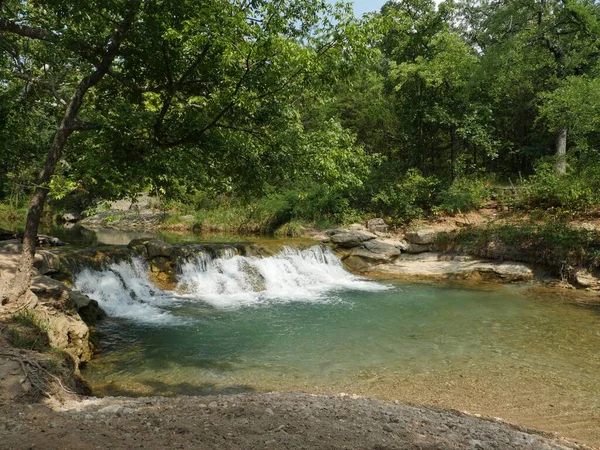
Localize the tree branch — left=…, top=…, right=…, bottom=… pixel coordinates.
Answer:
left=0, top=19, right=57, bottom=42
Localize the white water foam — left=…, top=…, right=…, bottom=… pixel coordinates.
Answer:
left=73, top=246, right=388, bottom=322
left=74, top=258, right=181, bottom=325
left=177, top=245, right=389, bottom=308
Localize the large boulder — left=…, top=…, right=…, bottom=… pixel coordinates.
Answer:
left=367, top=218, right=389, bottom=234
left=405, top=229, right=438, bottom=245
left=367, top=253, right=534, bottom=282
left=69, top=291, right=106, bottom=325
left=127, top=238, right=150, bottom=258
left=342, top=240, right=402, bottom=272
left=574, top=269, right=600, bottom=289
left=361, top=240, right=402, bottom=260
left=405, top=243, right=431, bottom=254
left=37, top=306, right=92, bottom=364
left=31, top=275, right=67, bottom=300
left=377, top=238, right=409, bottom=252
left=328, top=230, right=377, bottom=248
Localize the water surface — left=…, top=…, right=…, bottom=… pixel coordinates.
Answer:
left=76, top=246, right=600, bottom=446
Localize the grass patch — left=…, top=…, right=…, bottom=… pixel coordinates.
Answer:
left=6, top=309, right=50, bottom=351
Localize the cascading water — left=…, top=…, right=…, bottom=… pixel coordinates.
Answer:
left=176, top=246, right=387, bottom=308
left=73, top=245, right=387, bottom=323
left=74, top=257, right=181, bottom=325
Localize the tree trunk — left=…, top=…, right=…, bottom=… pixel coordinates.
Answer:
left=0, top=4, right=139, bottom=305
left=556, top=128, right=567, bottom=175
left=0, top=118, right=74, bottom=305
left=450, top=127, right=459, bottom=181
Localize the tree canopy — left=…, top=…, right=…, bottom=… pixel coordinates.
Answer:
left=2, top=0, right=600, bottom=304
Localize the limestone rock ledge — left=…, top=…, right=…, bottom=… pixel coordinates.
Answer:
left=1, top=241, right=104, bottom=370
left=326, top=227, right=533, bottom=283
left=360, top=252, right=533, bottom=282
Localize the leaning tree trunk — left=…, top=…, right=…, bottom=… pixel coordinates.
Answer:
left=556, top=128, right=567, bottom=175
left=0, top=5, right=139, bottom=306
left=0, top=114, right=75, bottom=305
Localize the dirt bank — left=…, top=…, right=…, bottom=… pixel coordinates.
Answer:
left=0, top=392, right=589, bottom=450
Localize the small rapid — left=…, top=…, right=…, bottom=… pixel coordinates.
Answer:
left=74, top=258, right=181, bottom=325
left=73, top=245, right=387, bottom=323
left=177, top=246, right=387, bottom=308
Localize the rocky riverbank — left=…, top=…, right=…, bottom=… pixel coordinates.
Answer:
left=0, top=392, right=590, bottom=450
left=0, top=239, right=104, bottom=404
left=322, top=225, right=536, bottom=283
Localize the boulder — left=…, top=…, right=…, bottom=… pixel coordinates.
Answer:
left=146, top=239, right=173, bottom=258
left=405, top=243, right=431, bottom=254
left=405, top=229, right=438, bottom=245
left=342, top=240, right=402, bottom=272
left=34, top=250, right=61, bottom=275
left=37, top=234, right=67, bottom=247
left=361, top=240, right=402, bottom=260
left=70, top=293, right=106, bottom=325
left=574, top=269, right=600, bottom=289
left=127, top=238, right=150, bottom=258
left=367, top=218, right=389, bottom=234
left=38, top=307, right=92, bottom=364
left=31, top=275, right=68, bottom=300
left=377, top=238, right=409, bottom=252
left=329, top=230, right=377, bottom=248
left=368, top=252, right=533, bottom=282
left=491, top=263, right=534, bottom=282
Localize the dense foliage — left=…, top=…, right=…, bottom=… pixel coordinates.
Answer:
left=1, top=0, right=600, bottom=226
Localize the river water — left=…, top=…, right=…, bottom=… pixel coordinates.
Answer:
left=73, top=244, right=600, bottom=445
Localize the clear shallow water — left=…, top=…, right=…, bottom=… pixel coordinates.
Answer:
left=76, top=246, right=600, bottom=444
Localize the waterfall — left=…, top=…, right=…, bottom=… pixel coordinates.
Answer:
left=73, top=245, right=387, bottom=323
left=74, top=258, right=182, bottom=325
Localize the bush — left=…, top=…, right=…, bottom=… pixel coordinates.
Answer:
left=371, top=169, right=439, bottom=222
left=437, top=221, right=600, bottom=277
left=436, top=178, right=491, bottom=214
left=185, top=184, right=362, bottom=234
left=513, top=162, right=600, bottom=214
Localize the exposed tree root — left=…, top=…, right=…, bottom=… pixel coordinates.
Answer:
left=0, top=348, right=77, bottom=398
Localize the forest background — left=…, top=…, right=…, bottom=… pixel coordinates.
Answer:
left=1, top=0, right=600, bottom=237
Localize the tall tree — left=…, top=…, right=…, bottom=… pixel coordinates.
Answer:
left=0, top=0, right=142, bottom=306
left=0, top=0, right=364, bottom=306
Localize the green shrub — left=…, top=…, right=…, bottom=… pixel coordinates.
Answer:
left=437, top=178, right=491, bottom=214
left=371, top=169, right=439, bottom=222
left=513, top=162, right=600, bottom=214
left=274, top=220, right=306, bottom=237
left=437, top=221, right=600, bottom=276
